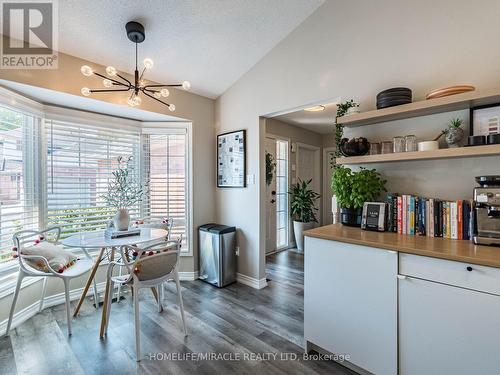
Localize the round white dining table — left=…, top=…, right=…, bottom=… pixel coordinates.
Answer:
left=61, top=228, right=168, bottom=249
left=61, top=228, right=168, bottom=337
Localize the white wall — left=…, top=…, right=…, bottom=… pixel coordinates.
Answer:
left=215, top=0, right=500, bottom=281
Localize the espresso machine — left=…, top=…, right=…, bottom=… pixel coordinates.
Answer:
left=474, top=176, right=500, bottom=246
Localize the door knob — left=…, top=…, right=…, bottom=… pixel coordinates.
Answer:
left=271, top=199, right=276, bottom=204
left=466, top=266, right=473, bottom=272
left=271, top=191, right=276, bottom=195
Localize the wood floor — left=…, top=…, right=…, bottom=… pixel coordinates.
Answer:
left=0, top=250, right=355, bottom=375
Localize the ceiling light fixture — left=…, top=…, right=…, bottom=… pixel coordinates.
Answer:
left=80, top=21, right=190, bottom=111
left=303, top=105, right=326, bottom=112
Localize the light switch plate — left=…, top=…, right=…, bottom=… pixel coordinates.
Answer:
left=246, top=174, right=255, bottom=185
left=291, top=164, right=296, bottom=171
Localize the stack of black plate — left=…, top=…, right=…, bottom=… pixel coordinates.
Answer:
left=376, top=87, right=412, bottom=109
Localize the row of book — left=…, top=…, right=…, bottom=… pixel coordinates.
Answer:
left=385, top=193, right=474, bottom=240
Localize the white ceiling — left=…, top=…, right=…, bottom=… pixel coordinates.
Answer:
left=57, top=0, right=324, bottom=99
left=272, top=102, right=338, bottom=134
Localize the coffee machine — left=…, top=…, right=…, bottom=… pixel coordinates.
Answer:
left=474, top=175, right=500, bottom=246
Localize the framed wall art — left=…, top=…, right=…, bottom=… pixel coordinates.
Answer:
left=217, top=129, right=246, bottom=188
left=470, top=103, right=500, bottom=136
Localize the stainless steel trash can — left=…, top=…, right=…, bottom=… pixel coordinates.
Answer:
left=199, top=224, right=236, bottom=287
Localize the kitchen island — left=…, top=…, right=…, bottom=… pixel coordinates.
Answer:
left=304, top=224, right=500, bottom=375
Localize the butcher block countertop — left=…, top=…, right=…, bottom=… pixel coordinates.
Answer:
left=304, top=224, right=500, bottom=268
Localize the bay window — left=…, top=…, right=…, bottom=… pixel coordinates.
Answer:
left=0, top=88, right=192, bottom=266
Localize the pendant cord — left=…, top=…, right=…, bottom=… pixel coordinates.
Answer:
left=135, top=42, right=138, bottom=71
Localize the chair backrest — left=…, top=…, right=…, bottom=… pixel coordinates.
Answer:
left=122, top=238, right=181, bottom=283
left=12, top=227, right=61, bottom=273
left=137, top=218, right=174, bottom=240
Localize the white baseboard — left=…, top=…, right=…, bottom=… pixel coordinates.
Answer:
left=236, top=273, right=267, bottom=289
left=178, top=270, right=199, bottom=281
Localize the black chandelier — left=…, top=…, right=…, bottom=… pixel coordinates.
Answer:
left=80, top=21, right=190, bottom=111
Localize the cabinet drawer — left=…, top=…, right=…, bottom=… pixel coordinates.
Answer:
left=399, top=253, right=500, bottom=295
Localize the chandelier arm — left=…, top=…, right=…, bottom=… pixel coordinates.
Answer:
left=142, top=90, right=172, bottom=107
left=143, top=84, right=182, bottom=88
left=142, top=88, right=160, bottom=93
left=139, top=67, right=147, bottom=82
left=92, top=72, right=129, bottom=87
left=89, top=88, right=132, bottom=93
left=115, top=73, right=133, bottom=87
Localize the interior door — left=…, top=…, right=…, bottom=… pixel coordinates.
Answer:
left=265, top=137, right=277, bottom=254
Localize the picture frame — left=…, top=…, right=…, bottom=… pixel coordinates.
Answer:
left=217, top=129, right=246, bottom=188
left=470, top=103, right=500, bottom=136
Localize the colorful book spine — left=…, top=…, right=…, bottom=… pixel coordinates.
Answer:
left=451, top=202, right=458, bottom=240
left=409, top=196, right=415, bottom=236
left=457, top=200, right=463, bottom=240
left=397, top=196, right=403, bottom=234
left=402, top=195, right=407, bottom=235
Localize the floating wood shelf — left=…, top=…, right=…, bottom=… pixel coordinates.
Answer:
left=337, top=87, right=500, bottom=127
left=335, top=144, right=500, bottom=165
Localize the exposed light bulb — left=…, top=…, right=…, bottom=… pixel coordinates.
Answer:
left=81, top=87, right=91, bottom=96
left=102, top=79, right=113, bottom=88
left=160, top=88, right=169, bottom=97
left=127, top=97, right=136, bottom=106
left=80, top=65, right=93, bottom=77
left=153, top=91, right=161, bottom=99
left=138, top=79, right=145, bottom=88
left=182, top=81, right=191, bottom=90
left=169, top=104, right=176, bottom=112
left=132, top=95, right=142, bottom=106
left=143, top=58, right=154, bottom=69
left=106, top=66, right=117, bottom=76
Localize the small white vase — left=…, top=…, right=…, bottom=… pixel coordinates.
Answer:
left=293, top=221, right=315, bottom=252
left=346, top=106, right=360, bottom=115
left=113, top=209, right=130, bottom=231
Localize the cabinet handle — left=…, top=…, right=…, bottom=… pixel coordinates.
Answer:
left=397, top=275, right=407, bottom=280
left=466, top=266, right=473, bottom=272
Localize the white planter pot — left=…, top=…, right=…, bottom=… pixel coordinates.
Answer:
left=293, top=221, right=315, bottom=252
left=113, top=208, right=130, bottom=231
left=346, top=106, right=360, bottom=115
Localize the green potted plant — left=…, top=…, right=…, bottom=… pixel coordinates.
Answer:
left=289, top=179, right=320, bottom=251
left=331, top=166, right=386, bottom=226
left=101, top=156, right=147, bottom=231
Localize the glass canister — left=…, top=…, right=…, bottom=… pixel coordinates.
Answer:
left=369, top=142, right=381, bottom=155
left=393, top=136, right=405, bottom=153
left=381, top=141, right=393, bottom=154
left=405, top=135, right=417, bottom=152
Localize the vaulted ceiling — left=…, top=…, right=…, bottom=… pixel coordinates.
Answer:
left=57, top=0, right=324, bottom=98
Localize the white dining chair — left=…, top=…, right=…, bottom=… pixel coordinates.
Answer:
left=104, top=238, right=187, bottom=361
left=115, top=218, right=174, bottom=302
left=6, top=227, right=94, bottom=336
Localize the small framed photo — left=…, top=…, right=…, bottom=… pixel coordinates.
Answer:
left=217, top=129, right=246, bottom=188
left=470, top=103, right=500, bottom=136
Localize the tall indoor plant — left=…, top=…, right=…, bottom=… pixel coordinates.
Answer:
left=331, top=166, right=386, bottom=226
left=289, top=179, right=320, bottom=251
left=102, top=156, right=147, bottom=231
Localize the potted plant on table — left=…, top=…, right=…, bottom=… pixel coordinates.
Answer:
left=102, top=156, right=147, bottom=231
left=289, top=179, right=320, bottom=252
left=331, top=166, right=386, bottom=227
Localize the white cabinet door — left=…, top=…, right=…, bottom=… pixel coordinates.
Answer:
left=304, top=237, right=397, bottom=375
left=399, top=276, right=500, bottom=375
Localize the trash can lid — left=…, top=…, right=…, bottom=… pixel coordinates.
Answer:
left=208, top=225, right=236, bottom=234
left=199, top=223, right=217, bottom=232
